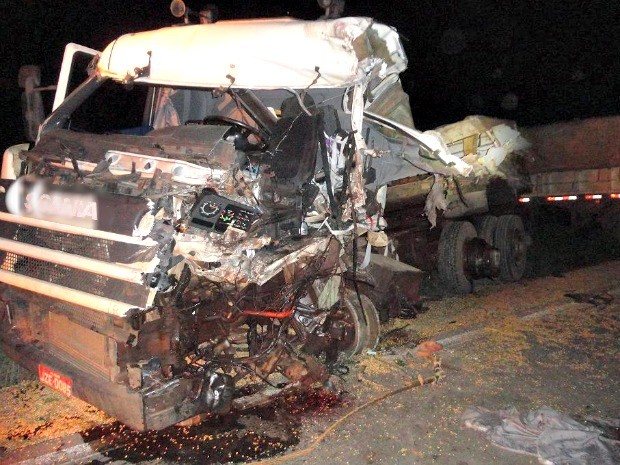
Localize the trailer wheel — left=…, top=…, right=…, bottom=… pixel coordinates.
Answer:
left=495, top=215, right=527, bottom=282
left=438, top=221, right=476, bottom=294
left=476, top=215, right=498, bottom=245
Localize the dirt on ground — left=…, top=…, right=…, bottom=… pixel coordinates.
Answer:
left=0, top=381, right=112, bottom=452
left=283, top=260, right=620, bottom=465
left=0, top=260, right=618, bottom=464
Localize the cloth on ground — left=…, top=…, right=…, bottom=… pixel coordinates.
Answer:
left=461, top=406, right=620, bottom=465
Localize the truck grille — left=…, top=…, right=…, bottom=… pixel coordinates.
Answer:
left=0, top=207, right=160, bottom=315
left=1, top=251, right=150, bottom=307
left=0, top=222, right=156, bottom=264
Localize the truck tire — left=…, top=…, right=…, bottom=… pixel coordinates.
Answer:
left=299, top=283, right=380, bottom=360
left=438, top=221, right=476, bottom=295
left=476, top=215, right=498, bottom=245
left=340, top=290, right=380, bottom=357
left=495, top=215, right=527, bottom=282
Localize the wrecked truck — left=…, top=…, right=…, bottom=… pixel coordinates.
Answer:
left=0, top=16, right=477, bottom=430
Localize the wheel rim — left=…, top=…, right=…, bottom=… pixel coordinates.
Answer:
left=295, top=280, right=378, bottom=359
left=328, top=302, right=361, bottom=355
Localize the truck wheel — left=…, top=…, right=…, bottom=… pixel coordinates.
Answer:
left=298, top=283, right=380, bottom=360
left=337, top=290, right=380, bottom=357
left=476, top=215, right=498, bottom=245
left=495, top=215, right=527, bottom=282
left=438, top=221, right=476, bottom=295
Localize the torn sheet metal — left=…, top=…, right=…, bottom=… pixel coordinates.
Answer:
left=364, top=110, right=473, bottom=177
left=382, top=115, right=529, bottom=226
left=317, top=274, right=341, bottom=309
left=186, top=236, right=333, bottom=288
left=343, top=83, right=371, bottom=221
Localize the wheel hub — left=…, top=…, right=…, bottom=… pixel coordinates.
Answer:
left=464, top=237, right=501, bottom=279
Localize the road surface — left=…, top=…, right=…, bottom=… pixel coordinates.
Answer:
left=1, top=260, right=619, bottom=464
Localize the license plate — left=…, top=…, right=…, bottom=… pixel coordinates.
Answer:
left=38, top=364, right=73, bottom=397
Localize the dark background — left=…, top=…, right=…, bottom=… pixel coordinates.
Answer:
left=1, top=0, right=618, bottom=151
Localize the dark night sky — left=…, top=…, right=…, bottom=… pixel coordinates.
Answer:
left=1, top=0, right=619, bottom=150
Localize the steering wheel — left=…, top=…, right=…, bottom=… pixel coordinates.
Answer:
left=199, top=115, right=267, bottom=147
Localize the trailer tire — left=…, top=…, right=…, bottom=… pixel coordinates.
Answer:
left=438, top=221, right=476, bottom=295
left=476, top=215, right=498, bottom=246
left=495, top=215, right=527, bottom=282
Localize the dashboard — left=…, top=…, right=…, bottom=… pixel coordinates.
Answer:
left=190, top=190, right=259, bottom=233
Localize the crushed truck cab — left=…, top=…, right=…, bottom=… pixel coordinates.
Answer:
left=0, top=16, right=454, bottom=430
left=0, top=15, right=534, bottom=430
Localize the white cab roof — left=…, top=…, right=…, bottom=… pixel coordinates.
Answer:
left=97, top=17, right=407, bottom=89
